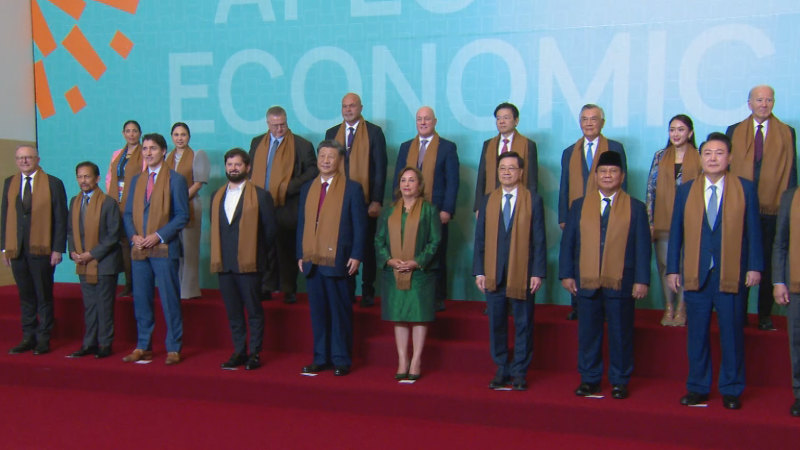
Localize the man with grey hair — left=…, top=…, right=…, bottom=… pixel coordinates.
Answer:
left=2, top=144, right=68, bottom=355
left=558, top=104, right=627, bottom=320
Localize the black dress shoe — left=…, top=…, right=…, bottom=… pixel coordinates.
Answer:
left=283, top=293, right=296, bottom=304
left=95, top=346, right=112, bottom=359
left=758, top=319, right=776, bottom=331
left=566, top=310, right=578, bottom=320
left=302, top=363, right=330, bottom=374
left=488, top=375, right=510, bottom=389
left=33, top=342, right=50, bottom=355
left=260, top=290, right=272, bottom=301
left=512, top=377, right=528, bottom=391
left=119, top=287, right=132, bottom=297
left=221, top=353, right=248, bottom=369
left=9, top=338, right=37, bottom=354
left=722, top=395, right=741, bottom=410
left=245, top=354, right=261, bottom=370
left=68, top=346, right=98, bottom=358
left=790, top=399, right=800, bottom=417
left=611, top=384, right=629, bottom=399
left=360, top=295, right=374, bottom=307
left=575, top=382, right=601, bottom=396
left=679, top=392, right=709, bottom=406
left=333, top=366, right=350, bottom=376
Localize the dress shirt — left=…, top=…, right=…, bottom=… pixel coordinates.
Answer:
left=584, top=137, right=599, bottom=162
left=501, top=186, right=518, bottom=213
left=703, top=176, right=724, bottom=212
left=19, top=170, right=38, bottom=197
left=496, top=132, right=516, bottom=155
left=224, top=182, right=244, bottom=224
left=753, top=118, right=769, bottom=139
left=599, top=190, right=618, bottom=215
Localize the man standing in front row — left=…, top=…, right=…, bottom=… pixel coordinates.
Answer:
left=667, top=132, right=762, bottom=410
left=560, top=151, right=650, bottom=400
left=298, top=140, right=366, bottom=376
left=394, top=106, right=459, bottom=312
left=123, top=133, right=189, bottom=365
left=474, top=151, right=546, bottom=391
left=2, top=144, right=67, bottom=355
left=211, top=149, right=277, bottom=371
left=66, top=162, right=123, bottom=359
left=325, top=93, right=387, bottom=307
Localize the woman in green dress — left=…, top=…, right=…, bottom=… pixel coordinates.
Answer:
left=375, top=167, right=441, bottom=381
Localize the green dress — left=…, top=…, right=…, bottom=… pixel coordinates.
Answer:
left=375, top=201, right=441, bottom=322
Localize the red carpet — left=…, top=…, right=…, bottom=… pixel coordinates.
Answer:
left=0, top=284, right=797, bottom=448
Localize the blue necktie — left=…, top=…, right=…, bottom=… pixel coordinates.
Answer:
left=707, top=185, right=718, bottom=228
left=502, top=193, right=512, bottom=230
left=586, top=142, right=594, bottom=170
left=265, top=138, right=279, bottom=187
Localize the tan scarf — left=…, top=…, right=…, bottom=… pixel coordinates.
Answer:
left=653, top=146, right=701, bottom=233
left=301, top=176, right=346, bottom=267
left=388, top=198, right=422, bottom=290
left=787, top=189, right=800, bottom=293
left=209, top=181, right=259, bottom=273
left=483, top=187, right=532, bottom=300
left=334, top=117, right=370, bottom=202
left=166, top=147, right=195, bottom=225
left=108, top=144, right=142, bottom=207
left=131, top=169, right=171, bottom=260
left=4, top=170, right=53, bottom=258
left=568, top=136, right=611, bottom=210
left=71, top=189, right=106, bottom=284
left=730, top=115, right=794, bottom=215
left=682, top=175, right=745, bottom=293
left=250, top=132, right=297, bottom=207
left=579, top=190, right=631, bottom=290
left=483, top=133, right=530, bottom=196
left=405, top=134, right=440, bottom=203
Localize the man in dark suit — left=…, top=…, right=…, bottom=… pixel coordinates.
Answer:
left=667, top=132, right=763, bottom=410
left=2, top=144, right=67, bottom=355
left=325, top=93, right=387, bottom=307
left=212, top=148, right=277, bottom=371
left=474, top=151, right=546, bottom=391
left=393, top=106, right=459, bottom=311
left=558, top=104, right=628, bottom=320
left=123, top=133, right=189, bottom=365
left=249, top=106, right=318, bottom=304
left=772, top=185, right=800, bottom=417
left=726, top=85, right=797, bottom=330
left=66, top=161, right=123, bottom=359
left=560, top=151, right=650, bottom=400
left=474, top=102, right=538, bottom=212
left=297, top=140, right=366, bottom=376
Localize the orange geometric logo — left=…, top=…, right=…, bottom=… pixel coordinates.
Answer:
left=31, top=0, right=139, bottom=118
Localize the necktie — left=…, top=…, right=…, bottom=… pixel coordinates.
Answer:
left=707, top=185, right=718, bottom=228
left=22, top=176, right=32, bottom=213
left=586, top=142, right=594, bottom=170
left=317, top=181, right=328, bottom=220
left=146, top=172, right=156, bottom=202
left=417, top=139, right=429, bottom=169
left=346, top=127, right=355, bottom=151
left=266, top=138, right=279, bottom=186
left=80, top=194, right=89, bottom=241
left=501, top=138, right=510, bottom=154
left=502, top=193, right=512, bottom=230
left=754, top=124, right=764, bottom=162
left=601, top=197, right=611, bottom=226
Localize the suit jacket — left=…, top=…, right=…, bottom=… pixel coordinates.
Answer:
left=249, top=132, right=318, bottom=228
left=726, top=120, right=798, bottom=193
left=559, top=193, right=650, bottom=298
left=558, top=138, right=627, bottom=224
left=393, top=136, right=459, bottom=215
left=772, top=187, right=798, bottom=285
left=214, top=183, right=277, bottom=274
left=666, top=177, right=763, bottom=290
left=296, top=178, right=367, bottom=277
left=1, top=172, right=68, bottom=256
left=473, top=136, right=538, bottom=211
left=123, top=169, right=189, bottom=260
left=325, top=120, right=388, bottom=205
left=67, top=193, right=123, bottom=275
left=472, top=187, right=547, bottom=283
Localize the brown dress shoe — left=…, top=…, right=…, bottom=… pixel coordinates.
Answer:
left=165, top=352, right=181, bottom=365
left=122, top=349, right=153, bottom=363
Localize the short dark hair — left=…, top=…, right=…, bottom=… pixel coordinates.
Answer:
left=317, top=139, right=346, bottom=156
left=224, top=148, right=251, bottom=166
left=497, top=151, right=524, bottom=170
left=171, top=122, right=190, bottom=138
left=700, top=132, right=732, bottom=153
left=142, top=133, right=168, bottom=150
left=122, top=120, right=141, bottom=133
left=75, top=161, right=100, bottom=177
left=494, top=102, right=519, bottom=120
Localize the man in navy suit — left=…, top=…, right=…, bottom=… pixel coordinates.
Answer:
left=393, top=106, right=459, bottom=311
left=560, top=151, right=650, bottom=399
left=297, top=140, right=366, bottom=376
left=474, top=151, right=546, bottom=391
left=325, top=93, right=387, bottom=307
left=559, top=104, right=628, bottom=320
left=667, top=132, right=763, bottom=410
left=123, top=133, right=189, bottom=365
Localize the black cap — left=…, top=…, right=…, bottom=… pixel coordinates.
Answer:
left=596, top=151, right=622, bottom=169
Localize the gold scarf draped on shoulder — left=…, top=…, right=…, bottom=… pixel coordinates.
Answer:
left=483, top=187, right=532, bottom=300
left=4, top=169, right=53, bottom=258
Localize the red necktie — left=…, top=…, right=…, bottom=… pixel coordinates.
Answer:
left=146, top=172, right=156, bottom=202
left=754, top=124, right=764, bottom=162
left=317, top=181, right=328, bottom=219
left=501, top=138, right=510, bottom=153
